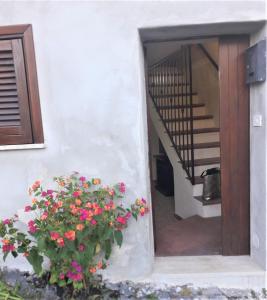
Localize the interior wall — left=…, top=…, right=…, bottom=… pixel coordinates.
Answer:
left=191, top=41, right=220, bottom=127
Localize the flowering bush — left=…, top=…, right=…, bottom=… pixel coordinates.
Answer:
left=0, top=173, right=149, bottom=290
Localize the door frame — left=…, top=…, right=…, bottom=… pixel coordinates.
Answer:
left=143, top=34, right=251, bottom=256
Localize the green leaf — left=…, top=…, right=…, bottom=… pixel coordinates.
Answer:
left=114, top=230, right=123, bottom=247
left=11, top=251, right=18, bottom=258
left=104, top=239, right=112, bottom=259
left=26, top=248, right=43, bottom=275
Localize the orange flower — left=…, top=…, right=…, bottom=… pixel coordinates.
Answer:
left=2, top=239, right=10, bottom=245
left=32, top=180, right=41, bottom=191
left=70, top=204, right=76, bottom=210
left=57, top=201, right=63, bottom=208
left=59, top=181, right=65, bottom=187
left=92, top=178, right=101, bottom=185
left=89, top=267, right=96, bottom=273
left=64, top=230, right=76, bottom=241
left=32, top=198, right=38, bottom=204
left=23, top=252, right=29, bottom=257
left=76, top=224, right=84, bottom=231
left=83, top=183, right=89, bottom=189
left=75, top=199, right=82, bottom=206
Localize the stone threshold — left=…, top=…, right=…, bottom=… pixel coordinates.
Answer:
left=143, top=256, right=266, bottom=290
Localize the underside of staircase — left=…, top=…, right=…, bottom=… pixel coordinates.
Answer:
left=148, top=45, right=221, bottom=219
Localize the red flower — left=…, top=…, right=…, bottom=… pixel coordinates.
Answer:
left=50, top=232, right=60, bottom=241
left=79, top=176, right=86, bottom=182
left=57, top=238, right=65, bottom=247
left=116, top=216, right=126, bottom=225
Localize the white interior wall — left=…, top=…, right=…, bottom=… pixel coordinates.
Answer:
left=191, top=41, right=220, bottom=127
left=0, top=0, right=265, bottom=283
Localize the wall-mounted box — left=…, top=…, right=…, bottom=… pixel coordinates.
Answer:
left=245, top=39, right=266, bottom=84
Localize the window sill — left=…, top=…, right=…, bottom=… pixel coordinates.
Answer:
left=0, top=143, right=46, bottom=151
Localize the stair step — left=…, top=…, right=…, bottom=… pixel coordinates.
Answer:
left=159, top=103, right=205, bottom=110
left=165, top=115, right=213, bottom=122
left=153, top=92, right=197, bottom=98
left=177, top=142, right=220, bottom=150
left=182, top=157, right=220, bottom=167
left=194, top=196, right=221, bottom=206
left=170, top=127, right=220, bottom=135
left=186, top=176, right=203, bottom=184
left=150, top=83, right=190, bottom=87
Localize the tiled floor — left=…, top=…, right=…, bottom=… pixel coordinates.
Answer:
left=153, top=190, right=222, bottom=256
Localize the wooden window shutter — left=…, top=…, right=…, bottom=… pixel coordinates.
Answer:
left=0, top=25, right=43, bottom=145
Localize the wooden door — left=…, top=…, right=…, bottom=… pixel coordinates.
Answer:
left=219, top=36, right=250, bottom=255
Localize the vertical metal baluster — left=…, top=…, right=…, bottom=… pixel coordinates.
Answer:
left=188, top=45, right=195, bottom=184
left=185, top=46, right=190, bottom=177
left=178, top=51, right=182, bottom=154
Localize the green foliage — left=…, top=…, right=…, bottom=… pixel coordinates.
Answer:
left=0, top=281, right=22, bottom=300
left=0, top=173, right=149, bottom=290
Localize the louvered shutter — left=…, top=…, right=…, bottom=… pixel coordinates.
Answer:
left=0, top=39, right=33, bottom=145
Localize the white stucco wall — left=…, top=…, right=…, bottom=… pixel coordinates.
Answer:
left=0, top=0, right=266, bottom=282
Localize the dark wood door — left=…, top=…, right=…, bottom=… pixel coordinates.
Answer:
left=219, top=36, right=250, bottom=255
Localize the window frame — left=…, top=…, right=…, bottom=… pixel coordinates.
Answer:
left=0, top=24, right=43, bottom=144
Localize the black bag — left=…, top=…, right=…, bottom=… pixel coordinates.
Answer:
left=200, top=167, right=221, bottom=201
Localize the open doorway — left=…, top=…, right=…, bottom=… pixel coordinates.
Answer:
left=144, top=36, right=250, bottom=257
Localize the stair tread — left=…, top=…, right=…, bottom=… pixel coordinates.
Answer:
left=153, top=92, right=197, bottom=98
left=186, top=176, right=203, bottom=184
left=194, top=196, right=221, bottom=206
left=171, top=127, right=220, bottom=135
left=182, top=157, right=220, bottom=167
left=177, top=142, right=220, bottom=150
left=159, top=103, right=205, bottom=110
left=194, top=157, right=220, bottom=166
left=165, top=115, right=213, bottom=122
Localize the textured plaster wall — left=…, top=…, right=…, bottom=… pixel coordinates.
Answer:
left=250, top=24, right=267, bottom=269
left=0, top=1, right=265, bottom=281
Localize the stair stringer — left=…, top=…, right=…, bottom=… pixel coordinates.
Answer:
left=149, top=96, right=202, bottom=219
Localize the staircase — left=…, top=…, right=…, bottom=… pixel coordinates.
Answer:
left=148, top=45, right=221, bottom=218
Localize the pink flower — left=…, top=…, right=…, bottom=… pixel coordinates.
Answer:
left=141, top=198, right=147, bottom=204
left=28, top=220, right=37, bottom=233
left=24, top=205, right=32, bottom=212
left=47, top=189, right=53, bottom=195
left=2, top=244, right=15, bottom=252
left=41, top=191, right=47, bottom=197
left=117, top=216, right=126, bottom=225
left=79, top=176, right=86, bottom=182
left=40, top=212, right=48, bottom=220
left=72, top=191, right=82, bottom=197
left=125, top=212, right=131, bottom=220
left=119, top=182, right=126, bottom=193
left=78, top=244, right=85, bottom=252
left=91, top=219, right=97, bottom=225
left=59, top=273, right=65, bottom=280
left=2, top=219, right=10, bottom=225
